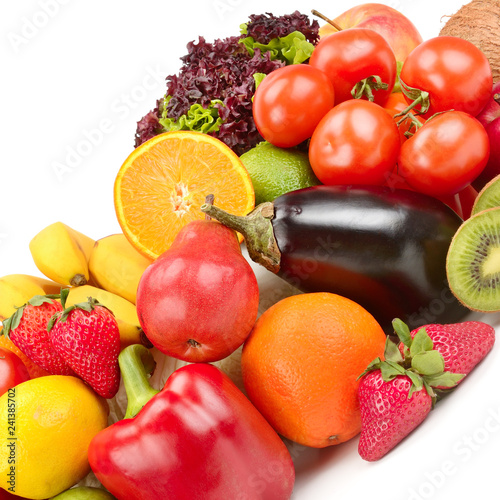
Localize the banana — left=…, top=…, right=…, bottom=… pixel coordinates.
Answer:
left=88, top=233, right=153, bottom=304
left=29, top=222, right=95, bottom=287
left=65, top=285, right=149, bottom=350
left=0, top=274, right=64, bottom=322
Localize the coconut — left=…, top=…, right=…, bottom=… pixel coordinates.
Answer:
left=440, top=0, right=500, bottom=82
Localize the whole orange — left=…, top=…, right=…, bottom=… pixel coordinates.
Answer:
left=241, top=292, right=386, bottom=448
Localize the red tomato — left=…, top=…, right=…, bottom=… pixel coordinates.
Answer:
left=383, top=92, right=409, bottom=113
left=309, top=99, right=400, bottom=185
left=309, top=28, right=397, bottom=106
left=0, top=347, right=30, bottom=396
left=398, top=111, right=490, bottom=197
left=252, top=64, right=335, bottom=148
left=400, top=36, right=493, bottom=118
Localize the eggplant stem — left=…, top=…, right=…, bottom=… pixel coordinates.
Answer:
left=204, top=194, right=215, bottom=221
left=200, top=202, right=282, bottom=273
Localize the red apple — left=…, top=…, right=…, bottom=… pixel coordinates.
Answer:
left=476, top=81, right=500, bottom=128
left=472, top=116, right=500, bottom=191
left=318, top=3, right=423, bottom=66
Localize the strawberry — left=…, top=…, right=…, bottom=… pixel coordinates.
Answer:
left=397, top=321, right=495, bottom=384
left=2, top=295, right=74, bottom=376
left=357, top=319, right=466, bottom=461
left=48, top=289, right=121, bottom=399
left=358, top=370, right=433, bottom=462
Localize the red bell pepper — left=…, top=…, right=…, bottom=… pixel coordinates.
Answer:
left=88, top=345, right=295, bottom=500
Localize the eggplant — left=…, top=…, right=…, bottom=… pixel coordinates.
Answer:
left=201, top=185, right=469, bottom=334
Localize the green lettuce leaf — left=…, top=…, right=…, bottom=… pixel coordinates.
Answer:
left=239, top=30, right=315, bottom=65
left=159, top=96, right=224, bottom=134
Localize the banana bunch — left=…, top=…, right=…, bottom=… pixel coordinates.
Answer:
left=4, top=222, right=154, bottom=351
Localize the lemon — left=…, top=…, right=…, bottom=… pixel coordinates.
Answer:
left=240, top=141, right=320, bottom=205
left=0, top=376, right=109, bottom=499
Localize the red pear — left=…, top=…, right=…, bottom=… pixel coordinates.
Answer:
left=136, top=220, right=259, bottom=363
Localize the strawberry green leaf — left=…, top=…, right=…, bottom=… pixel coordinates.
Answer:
left=46, top=312, right=60, bottom=332
left=380, top=360, right=406, bottom=381
left=58, top=305, right=78, bottom=323
left=423, top=371, right=465, bottom=389
left=60, top=287, right=70, bottom=309
left=406, top=370, right=424, bottom=398
left=384, top=337, right=404, bottom=363
left=73, top=299, right=97, bottom=313
left=357, top=357, right=382, bottom=380
left=3, top=293, right=61, bottom=337
left=411, top=350, right=445, bottom=376
left=409, top=327, right=434, bottom=357
left=392, top=318, right=412, bottom=347
left=2, top=305, right=26, bottom=338
left=56, top=296, right=109, bottom=325
left=27, top=294, right=60, bottom=307
left=422, top=379, right=437, bottom=405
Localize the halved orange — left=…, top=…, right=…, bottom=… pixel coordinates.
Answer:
left=114, top=131, right=255, bottom=260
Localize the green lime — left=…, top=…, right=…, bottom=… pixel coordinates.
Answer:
left=240, top=142, right=320, bottom=205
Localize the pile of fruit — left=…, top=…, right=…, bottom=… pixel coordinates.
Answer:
left=2, top=1, right=500, bottom=499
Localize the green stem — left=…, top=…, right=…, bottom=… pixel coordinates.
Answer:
left=351, top=75, right=389, bottom=102
left=200, top=202, right=281, bottom=273
left=119, top=344, right=160, bottom=419
left=396, top=112, right=424, bottom=138
left=393, top=94, right=426, bottom=119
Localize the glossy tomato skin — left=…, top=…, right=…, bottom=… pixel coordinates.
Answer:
left=400, top=36, right=493, bottom=118
left=398, top=111, right=490, bottom=197
left=309, top=28, right=397, bottom=106
left=309, top=99, right=400, bottom=186
left=252, top=64, right=335, bottom=148
left=0, top=347, right=30, bottom=397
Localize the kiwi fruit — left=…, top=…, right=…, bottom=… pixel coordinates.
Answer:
left=472, top=173, right=500, bottom=215
left=447, top=206, right=500, bottom=311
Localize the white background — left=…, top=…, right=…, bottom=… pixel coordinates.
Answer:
left=2, top=1, right=500, bottom=499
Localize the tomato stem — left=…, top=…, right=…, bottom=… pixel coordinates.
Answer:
left=351, top=75, right=389, bottom=101
left=396, top=112, right=424, bottom=138
left=393, top=94, right=427, bottom=119
left=311, top=9, right=343, bottom=32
